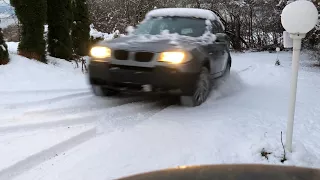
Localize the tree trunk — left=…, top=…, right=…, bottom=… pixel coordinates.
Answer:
left=234, top=16, right=242, bottom=51
left=250, top=7, right=254, bottom=46
left=196, top=0, right=201, bottom=8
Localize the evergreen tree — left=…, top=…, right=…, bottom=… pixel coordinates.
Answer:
left=0, top=28, right=9, bottom=65
left=72, top=0, right=90, bottom=56
left=47, top=0, right=73, bottom=60
left=11, top=0, right=47, bottom=62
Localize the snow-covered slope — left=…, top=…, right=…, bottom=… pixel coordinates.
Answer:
left=0, top=43, right=88, bottom=92
left=1, top=46, right=320, bottom=180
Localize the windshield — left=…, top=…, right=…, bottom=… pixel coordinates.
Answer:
left=133, top=17, right=207, bottom=37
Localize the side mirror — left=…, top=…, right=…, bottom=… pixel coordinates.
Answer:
left=215, top=33, right=228, bottom=42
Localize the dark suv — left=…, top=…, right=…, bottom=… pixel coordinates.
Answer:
left=88, top=8, right=232, bottom=107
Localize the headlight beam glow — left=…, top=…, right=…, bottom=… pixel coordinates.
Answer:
left=158, top=52, right=188, bottom=64
left=90, top=47, right=111, bottom=58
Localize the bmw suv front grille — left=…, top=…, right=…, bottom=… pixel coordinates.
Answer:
left=114, top=50, right=129, bottom=60
left=134, top=52, right=154, bottom=62
left=113, top=49, right=154, bottom=62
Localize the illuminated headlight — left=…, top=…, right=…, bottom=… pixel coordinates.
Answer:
left=90, top=47, right=111, bottom=58
left=158, top=51, right=191, bottom=64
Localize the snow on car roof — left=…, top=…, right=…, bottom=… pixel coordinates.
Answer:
left=146, top=8, right=225, bottom=30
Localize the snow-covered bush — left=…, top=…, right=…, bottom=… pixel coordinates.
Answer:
left=89, top=24, right=124, bottom=47
left=90, top=24, right=114, bottom=41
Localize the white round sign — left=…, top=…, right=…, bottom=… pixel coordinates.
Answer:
left=281, top=0, right=318, bottom=34
left=276, top=47, right=281, bottom=52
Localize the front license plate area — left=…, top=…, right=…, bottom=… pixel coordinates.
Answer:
left=142, top=84, right=152, bottom=92
left=109, top=68, right=152, bottom=83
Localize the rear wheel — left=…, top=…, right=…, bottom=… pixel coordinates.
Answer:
left=91, top=85, right=119, bottom=97
left=180, top=67, right=211, bottom=107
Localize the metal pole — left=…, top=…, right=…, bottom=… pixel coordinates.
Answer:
left=285, top=34, right=304, bottom=152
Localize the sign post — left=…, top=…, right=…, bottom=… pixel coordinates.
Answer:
left=281, top=0, right=318, bottom=152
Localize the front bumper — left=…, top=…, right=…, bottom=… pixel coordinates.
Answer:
left=88, top=60, right=201, bottom=95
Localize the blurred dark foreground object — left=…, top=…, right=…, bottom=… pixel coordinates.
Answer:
left=118, top=164, right=320, bottom=180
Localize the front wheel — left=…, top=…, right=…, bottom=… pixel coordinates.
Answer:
left=91, top=85, right=119, bottom=97
left=180, top=67, right=211, bottom=107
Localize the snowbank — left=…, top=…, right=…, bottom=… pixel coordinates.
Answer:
left=0, top=54, right=89, bottom=92
left=6, top=41, right=18, bottom=53
left=251, top=139, right=320, bottom=168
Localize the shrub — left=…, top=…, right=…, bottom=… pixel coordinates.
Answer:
left=0, top=28, right=9, bottom=65
left=10, top=0, right=47, bottom=62
left=72, top=0, right=90, bottom=56
left=47, top=0, right=73, bottom=60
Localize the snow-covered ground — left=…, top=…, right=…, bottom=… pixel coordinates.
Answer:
left=1, top=43, right=320, bottom=180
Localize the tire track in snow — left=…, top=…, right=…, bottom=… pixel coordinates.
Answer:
left=0, top=116, right=95, bottom=134
left=97, top=97, right=176, bottom=134
left=3, top=91, right=92, bottom=109
left=0, top=128, right=97, bottom=180
left=0, top=97, right=175, bottom=179
left=0, top=88, right=89, bottom=94
left=0, top=99, right=145, bottom=133
left=0, top=95, right=173, bottom=133
left=236, top=64, right=258, bottom=74
left=237, top=66, right=253, bottom=73
left=20, top=95, right=148, bottom=117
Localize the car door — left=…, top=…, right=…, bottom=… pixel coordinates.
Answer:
left=213, top=21, right=229, bottom=74
left=205, top=23, right=221, bottom=76
left=207, top=21, right=225, bottom=77
left=201, top=37, right=219, bottom=76
left=207, top=43, right=220, bottom=75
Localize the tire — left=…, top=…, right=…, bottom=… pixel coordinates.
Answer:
left=92, top=85, right=119, bottom=97
left=180, top=67, right=211, bottom=107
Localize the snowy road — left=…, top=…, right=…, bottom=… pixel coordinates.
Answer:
left=1, top=51, right=320, bottom=180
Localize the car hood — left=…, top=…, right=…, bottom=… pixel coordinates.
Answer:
left=118, top=164, right=320, bottom=180
left=98, top=34, right=213, bottom=53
